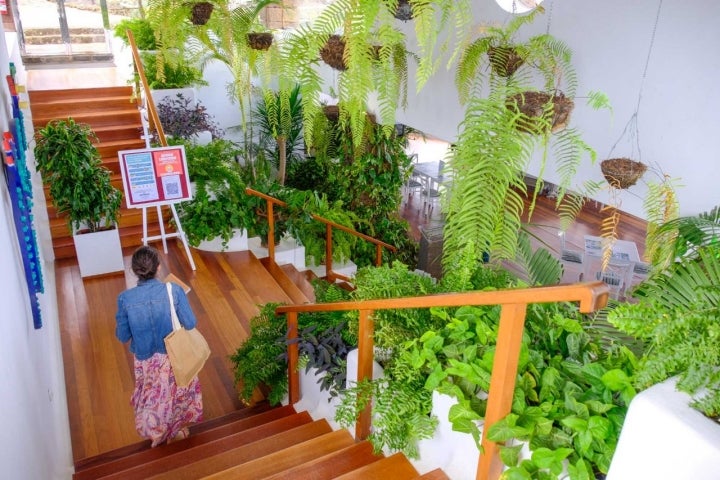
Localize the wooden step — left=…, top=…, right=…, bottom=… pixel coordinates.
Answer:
left=417, top=468, right=452, bottom=479
left=261, top=440, right=384, bottom=480
left=150, top=421, right=342, bottom=480
left=280, top=262, right=317, bottom=302
left=333, top=452, right=421, bottom=480
left=92, top=124, right=145, bottom=143
left=260, top=257, right=314, bottom=305
left=73, top=402, right=276, bottom=473
left=97, top=139, right=146, bottom=158
left=28, top=86, right=134, bottom=103
left=200, top=428, right=356, bottom=479
left=32, top=109, right=141, bottom=129
left=74, top=407, right=310, bottom=480
left=29, top=95, right=137, bottom=116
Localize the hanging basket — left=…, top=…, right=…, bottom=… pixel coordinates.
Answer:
left=247, top=32, right=274, bottom=51
left=320, top=35, right=347, bottom=71
left=488, top=46, right=524, bottom=77
left=393, top=0, right=414, bottom=21
left=507, top=91, right=575, bottom=134
left=323, top=104, right=340, bottom=122
left=600, top=158, right=647, bottom=189
left=189, top=2, right=214, bottom=26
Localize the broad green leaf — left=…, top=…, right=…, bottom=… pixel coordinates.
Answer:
left=561, top=416, right=587, bottom=432
left=587, top=415, right=611, bottom=440
left=601, top=369, right=631, bottom=391
left=500, top=467, right=532, bottom=480
left=499, top=444, right=523, bottom=467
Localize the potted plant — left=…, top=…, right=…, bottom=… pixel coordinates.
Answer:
left=174, top=138, right=254, bottom=250
left=156, top=93, right=224, bottom=144
left=606, top=209, right=720, bottom=477
left=252, top=84, right=304, bottom=186
left=34, top=119, right=124, bottom=277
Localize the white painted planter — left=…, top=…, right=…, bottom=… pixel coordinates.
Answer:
left=608, top=377, right=720, bottom=479
left=73, top=227, right=124, bottom=277
left=148, top=87, right=196, bottom=109
left=247, top=235, right=306, bottom=271
left=194, top=229, right=248, bottom=252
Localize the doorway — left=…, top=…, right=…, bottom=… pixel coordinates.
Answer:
left=11, top=0, right=115, bottom=64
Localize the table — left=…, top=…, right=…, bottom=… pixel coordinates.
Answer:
left=583, top=235, right=640, bottom=297
left=412, top=161, right=450, bottom=198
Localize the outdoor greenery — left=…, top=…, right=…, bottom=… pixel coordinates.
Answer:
left=34, top=119, right=122, bottom=233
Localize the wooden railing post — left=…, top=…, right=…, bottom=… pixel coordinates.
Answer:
left=477, top=302, right=528, bottom=480
left=375, top=244, right=382, bottom=266
left=355, top=308, right=375, bottom=440
left=325, top=223, right=333, bottom=279
left=267, top=199, right=275, bottom=263
left=287, top=311, right=299, bottom=404
left=127, top=30, right=167, bottom=147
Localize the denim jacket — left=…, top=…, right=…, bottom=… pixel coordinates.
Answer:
left=115, top=279, right=197, bottom=360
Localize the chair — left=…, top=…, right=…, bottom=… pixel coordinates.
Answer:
left=403, top=153, right=423, bottom=199
left=558, top=231, right=583, bottom=281
left=585, top=255, right=633, bottom=299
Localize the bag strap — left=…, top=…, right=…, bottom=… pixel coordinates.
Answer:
left=166, top=282, right=181, bottom=332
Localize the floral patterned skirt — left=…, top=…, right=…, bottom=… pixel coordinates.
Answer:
left=131, top=353, right=203, bottom=446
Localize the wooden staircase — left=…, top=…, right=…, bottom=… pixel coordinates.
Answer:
left=71, top=259, right=448, bottom=479
left=28, top=86, right=157, bottom=260
left=71, top=403, right=447, bottom=479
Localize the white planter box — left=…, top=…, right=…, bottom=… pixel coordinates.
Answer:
left=73, top=228, right=124, bottom=277
left=608, top=377, right=720, bottom=479
left=194, top=229, right=248, bottom=252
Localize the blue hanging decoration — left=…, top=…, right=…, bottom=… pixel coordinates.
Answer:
left=3, top=70, right=44, bottom=329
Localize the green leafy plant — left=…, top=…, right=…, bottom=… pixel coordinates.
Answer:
left=139, top=51, right=207, bottom=89
left=253, top=84, right=304, bottom=185
left=230, top=303, right=288, bottom=405
left=279, top=0, right=459, bottom=148
left=34, top=119, right=122, bottom=233
left=113, top=17, right=157, bottom=50
left=445, top=23, right=611, bottom=267
left=148, top=0, right=280, bottom=127
left=174, top=139, right=253, bottom=247
left=609, top=228, right=720, bottom=420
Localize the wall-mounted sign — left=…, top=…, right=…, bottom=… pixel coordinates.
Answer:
left=118, top=145, right=192, bottom=208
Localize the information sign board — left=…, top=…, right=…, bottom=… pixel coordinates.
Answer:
left=118, top=145, right=192, bottom=208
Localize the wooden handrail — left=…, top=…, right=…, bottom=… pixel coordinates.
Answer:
left=245, top=187, right=396, bottom=277
left=127, top=30, right=168, bottom=147
left=276, top=281, right=610, bottom=480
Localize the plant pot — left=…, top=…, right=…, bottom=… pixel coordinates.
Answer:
left=188, top=2, right=214, bottom=26
left=323, top=104, right=340, bottom=122
left=487, top=46, right=524, bottom=77
left=600, top=158, right=647, bottom=189
left=392, top=0, right=413, bottom=21
left=507, top=91, right=575, bottom=134
left=247, top=32, right=273, bottom=51
left=320, top=34, right=347, bottom=71
left=607, top=377, right=720, bottom=479
left=73, top=227, right=124, bottom=278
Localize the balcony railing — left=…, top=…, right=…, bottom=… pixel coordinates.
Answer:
left=245, top=187, right=397, bottom=282
left=276, top=281, right=609, bottom=480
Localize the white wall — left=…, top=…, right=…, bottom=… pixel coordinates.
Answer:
left=0, top=30, right=74, bottom=480
left=394, top=0, right=720, bottom=218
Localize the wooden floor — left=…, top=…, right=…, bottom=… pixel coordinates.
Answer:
left=58, top=189, right=648, bottom=464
